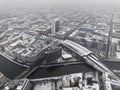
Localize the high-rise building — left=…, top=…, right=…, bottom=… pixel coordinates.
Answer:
left=52, top=18, right=60, bottom=35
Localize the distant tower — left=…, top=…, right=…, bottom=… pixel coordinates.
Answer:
left=52, top=18, right=60, bottom=35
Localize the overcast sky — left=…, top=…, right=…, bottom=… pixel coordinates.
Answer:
left=0, top=0, right=120, bottom=8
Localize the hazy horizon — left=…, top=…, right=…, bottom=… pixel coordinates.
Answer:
left=0, top=0, right=120, bottom=9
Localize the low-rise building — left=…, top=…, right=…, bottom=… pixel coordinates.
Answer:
left=4, top=79, right=31, bottom=90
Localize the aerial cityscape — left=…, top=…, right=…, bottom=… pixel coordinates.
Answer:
left=0, top=0, right=120, bottom=90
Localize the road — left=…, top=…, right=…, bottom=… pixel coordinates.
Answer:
left=109, top=44, right=116, bottom=58
left=106, top=14, right=114, bottom=58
